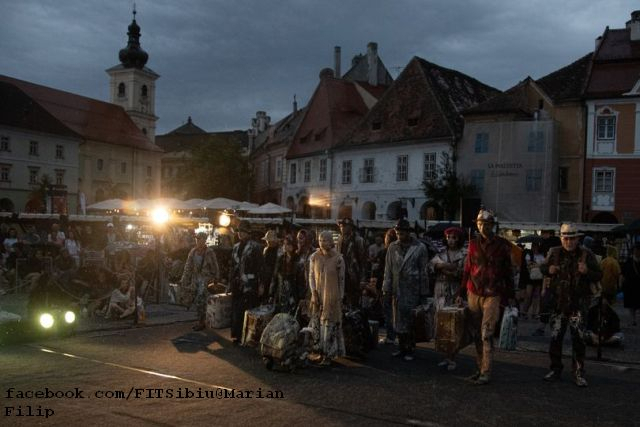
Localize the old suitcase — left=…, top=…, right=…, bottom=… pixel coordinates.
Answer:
left=242, top=305, right=276, bottom=347
left=498, top=306, right=518, bottom=350
left=206, top=292, right=232, bottom=329
left=435, top=306, right=466, bottom=354
left=413, top=299, right=435, bottom=343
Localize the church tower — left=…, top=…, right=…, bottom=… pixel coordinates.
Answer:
left=106, top=6, right=159, bottom=142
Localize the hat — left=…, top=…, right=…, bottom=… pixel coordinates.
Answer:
left=261, top=230, right=279, bottom=242
left=394, top=219, right=412, bottom=231
left=237, top=220, right=251, bottom=233
left=444, top=226, right=464, bottom=237
left=560, top=223, right=583, bottom=238
left=106, top=222, right=114, bottom=228
left=476, top=209, right=495, bottom=223
left=337, top=217, right=355, bottom=227
left=195, top=232, right=208, bottom=240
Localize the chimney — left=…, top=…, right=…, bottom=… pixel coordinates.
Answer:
left=255, top=111, right=270, bottom=132
left=367, top=42, right=379, bottom=86
left=293, top=94, right=298, bottom=113
left=334, top=46, right=341, bottom=78
left=627, top=11, right=640, bottom=41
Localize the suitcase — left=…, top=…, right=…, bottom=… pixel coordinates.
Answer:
left=343, top=308, right=373, bottom=357
left=260, top=313, right=303, bottom=371
left=242, top=305, right=276, bottom=347
left=435, top=306, right=466, bottom=354
left=498, top=306, right=518, bottom=350
left=206, top=293, right=232, bottom=329
left=413, top=299, right=435, bottom=343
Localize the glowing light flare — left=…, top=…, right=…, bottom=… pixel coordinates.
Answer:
left=219, top=213, right=231, bottom=227
left=151, top=208, right=170, bottom=225
left=39, top=313, right=54, bottom=329
left=64, top=311, right=76, bottom=324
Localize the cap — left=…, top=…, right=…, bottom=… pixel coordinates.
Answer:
left=444, top=226, right=464, bottom=237
left=559, top=223, right=583, bottom=238
left=476, top=209, right=495, bottom=223
left=394, top=219, right=412, bottom=231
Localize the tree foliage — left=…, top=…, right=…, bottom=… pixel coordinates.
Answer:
left=178, top=139, right=252, bottom=200
left=422, top=152, right=477, bottom=220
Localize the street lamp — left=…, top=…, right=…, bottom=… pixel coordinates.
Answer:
left=219, top=211, right=231, bottom=227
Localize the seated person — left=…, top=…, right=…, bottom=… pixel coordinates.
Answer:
left=104, top=275, right=135, bottom=319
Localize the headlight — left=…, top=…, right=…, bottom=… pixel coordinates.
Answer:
left=39, top=313, right=55, bottom=329
left=64, top=311, right=76, bottom=324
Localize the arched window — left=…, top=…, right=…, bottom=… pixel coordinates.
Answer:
left=0, top=198, right=15, bottom=212
left=386, top=201, right=403, bottom=220
left=118, top=83, right=126, bottom=97
left=141, top=85, right=148, bottom=97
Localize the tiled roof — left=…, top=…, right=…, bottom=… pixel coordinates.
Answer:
left=342, top=55, right=394, bottom=86
left=340, top=56, right=500, bottom=148
left=463, top=79, right=532, bottom=116
left=585, top=28, right=640, bottom=98
left=536, top=53, right=592, bottom=102
left=0, top=81, right=80, bottom=138
left=252, top=107, right=307, bottom=153
left=156, top=130, right=248, bottom=153
left=0, top=74, right=161, bottom=152
left=167, top=117, right=207, bottom=135
left=285, top=78, right=387, bottom=159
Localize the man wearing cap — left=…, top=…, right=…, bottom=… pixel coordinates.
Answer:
left=260, top=230, right=280, bottom=305
left=337, top=218, right=367, bottom=307
left=229, top=220, right=263, bottom=343
left=382, top=219, right=430, bottom=361
left=181, top=232, right=220, bottom=330
left=541, top=223, right=602, bottom=387
left=457, top=209, right=514, bottom=384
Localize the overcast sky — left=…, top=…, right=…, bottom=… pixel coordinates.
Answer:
left=0, top=0, right=635, bottom=134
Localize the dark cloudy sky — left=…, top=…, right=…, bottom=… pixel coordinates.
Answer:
left=0, top=0, right=634, bottom=134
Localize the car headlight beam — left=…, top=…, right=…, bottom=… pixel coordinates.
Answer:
left=39, top=313, right=55, bottom=329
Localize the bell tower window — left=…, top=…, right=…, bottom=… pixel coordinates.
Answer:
left=118, top=82, right=126, bottom=97
left=141, top=85, right=148, bottom=98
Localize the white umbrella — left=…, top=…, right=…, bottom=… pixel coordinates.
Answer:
left=152, top=198, right=194, bottom=210
left=233, top=201, right=260, bottom=210
left=198, top=197, right=241, bottom=210
left=86, top=198, right=125, bottom=210
left=247, top=202, right=292, bottom=215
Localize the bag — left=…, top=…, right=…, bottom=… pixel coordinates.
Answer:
left=342, top=308, right=373, bottom=357
left=435, top=306, right=467, bottom=354
left=528, top=265, right=543, bottom=281
left=260, top=313, right=300, bottom=361
left=412, top=299, right=435, bottom=343
left=242, top=305, right=276, bottom=347
left=498, top=306, right=518, bottom=350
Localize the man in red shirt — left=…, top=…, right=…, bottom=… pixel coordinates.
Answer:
left=457, top=209, right=514, bottom=385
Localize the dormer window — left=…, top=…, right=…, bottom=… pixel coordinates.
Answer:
left=118, top=83, right=126, bottom=97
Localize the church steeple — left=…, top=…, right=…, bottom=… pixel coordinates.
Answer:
left=118, top=5, right=149, bottom=69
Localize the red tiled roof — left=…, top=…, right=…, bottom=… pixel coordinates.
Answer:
left=585, top=28, right=640, bottom=98
left=0, top=74, right=162, bottom=152
left=340, top=57, right=500, bottom=148
left=286, top=77, right=386, bottom=159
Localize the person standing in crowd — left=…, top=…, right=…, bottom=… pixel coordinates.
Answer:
left=383, top=219, right=430, bottom=361
left=296, top=229, right=315, bottom=324
left=105, top=223, right=118, bottom=245
left=47, top=222, right=65, bottom=248
left=181, top=232, right=219, bottom=331
left=337, top=218, right=367, bottom=308
left=229, top=221, right=263, bottom=343
left=64, top=229, right=82, bottom=267
left=270, top=235, right=304, bottom=315
left=2, top=227, right=20, bottom=254
left=521, top=241, right=545, bottom=319
left=260, top=230, right=280, bottom=305
left=309, top=230, right=346, bottom=366
left=600, top=245, right=622, bottom=305
left=541, top=223, right=602, bottom=387
left=457, top=209, right=514, bottom=385
left=431, top=227, right=466, bottom=310
left=372, top=228, right=397, bottom=344
left=622, top=242, right=640, bottom=327
left=367, top=234, right=384, bottom=274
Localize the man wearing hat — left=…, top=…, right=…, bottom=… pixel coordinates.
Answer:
left=457, top=209, right=514, bottom=384
left=229, top=220, right=264, bottom=343
left=382, top=219, right=430, bottom=361
left=259, top=230, right=280, bottom=305
left=541, top=223, right=602, bottom=387
left=337, top=217, right=367, bottom=307
left=181, top=232, right=220, bottom=330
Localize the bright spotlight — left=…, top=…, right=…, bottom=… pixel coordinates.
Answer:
left=39, top=313, right=54, bottom=329
left=219, top=213, right=231, bottom=227
left=64, top=311, right=76, bottom=324
left=126, top=224, right=134, bottom=231
left=151, top=208, right=169, bottom=225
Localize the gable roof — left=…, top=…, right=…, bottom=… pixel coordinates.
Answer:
left=340, top=56, right=500, bottom=148
left=285, top=77, right=387, bottom=159
left=252, top=107, right=307, bottom=154
left=156, top=129, right=248, bottom=153
left=585, top=27, right=640, bottom=98
left=536, top=53, right=592, bottom=102
left=463, top=78, right=533, bottom=117
left=167, top=117, right=207, bottom=135
left=0, top=74, right=161, bottom=152
left=342, top=54, right=394, bottom=86
left=0, top=81, right=80, bottom=139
